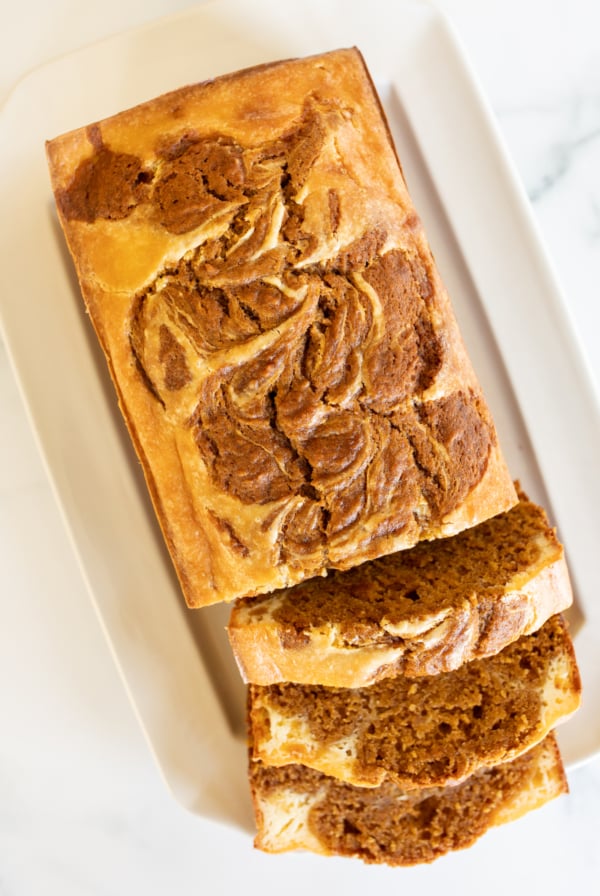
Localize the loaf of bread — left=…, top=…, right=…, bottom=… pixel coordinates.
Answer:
left=46, top=47, right=516, bottom=607
left=249, top=734, right=567, bottom=865
left=248, top=614, right=581, bottom=789
left=228, top=489, right=573, bottom=686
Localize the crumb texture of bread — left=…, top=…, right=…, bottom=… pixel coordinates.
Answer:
left=228, top=490, right=573, bottom=685
left=46, top=48, right=516, bottom=606
left=248, top=614, right=581, bottom=789
left=249, top=735, right=567, bottom=866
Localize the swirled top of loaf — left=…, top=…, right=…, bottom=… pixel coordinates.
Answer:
left=46, top=48, right=516, bottom=606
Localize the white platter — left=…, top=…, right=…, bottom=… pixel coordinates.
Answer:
left=1, top=0, right=599, bottom=830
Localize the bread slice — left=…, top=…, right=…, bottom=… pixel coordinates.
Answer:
left=228, top=491, right=573, bottom=687
left=249, top=734, right=567, bottom=866
left=46, top=47, right=516, bottom=607
left=248, top=614, right=581, bottom=789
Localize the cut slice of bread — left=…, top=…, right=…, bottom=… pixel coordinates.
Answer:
left=250, top=734, right=567, bottom=866
left=248, top=614, right=581, bottom=789
left=229, top=490, right=573, bottom=687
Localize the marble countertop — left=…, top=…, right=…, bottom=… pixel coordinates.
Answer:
left=1, top=1, right=599, bottom=893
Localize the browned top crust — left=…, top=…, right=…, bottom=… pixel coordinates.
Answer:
left=46, top=48, right=516, bottom=606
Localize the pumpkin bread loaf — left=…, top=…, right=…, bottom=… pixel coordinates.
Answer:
left=46, top=47, right=516, bottom=607
left=45, top=45, right=578, bottom=869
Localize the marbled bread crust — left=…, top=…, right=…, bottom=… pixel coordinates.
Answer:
left=228, top=490, right=574, bottom=686
left=249, top=734, right=567, bottom=866
left=46, top=48, right=516, bottom=607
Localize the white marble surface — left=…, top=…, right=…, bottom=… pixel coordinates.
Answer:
left=1, top=1, right=599, bottom=893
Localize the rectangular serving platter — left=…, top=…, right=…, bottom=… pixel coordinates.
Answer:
left=1, top=0, right=598, bottom=828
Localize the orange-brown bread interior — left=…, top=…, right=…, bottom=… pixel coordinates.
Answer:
left=250, top=735, right=566, bottom=866
left=249, top=614, right=580, bottom=788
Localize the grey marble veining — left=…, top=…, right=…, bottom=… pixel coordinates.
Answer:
left=496, top=95, right=600, bottom=206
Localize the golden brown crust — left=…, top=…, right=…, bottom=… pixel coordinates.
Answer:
left=46, top=48, right=516, bottom=606
left=228, top=492, right=574, bottom=686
